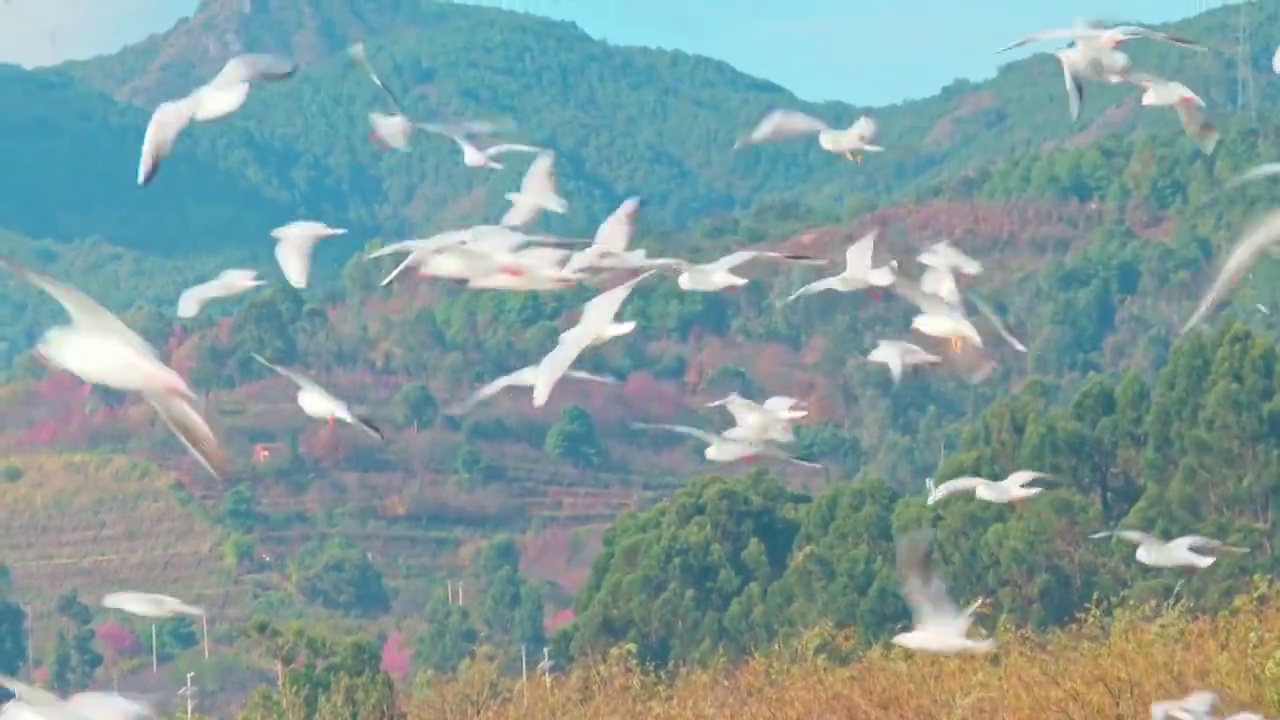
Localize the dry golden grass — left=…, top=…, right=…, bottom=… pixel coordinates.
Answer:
left=405, top=592, right=1280, bottom=720
left=0, top=452, right=236, bottom=637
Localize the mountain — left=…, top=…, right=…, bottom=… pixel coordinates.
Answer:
left=3, top=0, right=1280, bottom=692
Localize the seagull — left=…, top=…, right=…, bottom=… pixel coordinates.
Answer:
left=251, top=353, right=383, bottom=439
left=918, top=240, right=983, bottom=276
left=867, top=339, right=943, bottom=383
left=444, top=364, right=618, bottom=415
left=996, top=21, right=1207, bottom=54
left=892, top=528, right=996, bottom=654
left=102, top=591, right=205, bottom=618
left=656, top=250, right=827, bottom=292
left=137, top=53, right=294, bottom=186
left=176, top=269, right=265, bottom=318
left=1054, top=43, right=1133, bottom=122
left=0, top=677, right=153, bottom=720
left=630, top=422, right=822, bottom=468
left=463, top=246, right=584, bottom=290
left=1151, top=690, right=1221, bottom=720
left=373, top=225, right=577, bottom=286
left=348, top=41, right=415, bottom=150
left=734, top=109, right=883, bottom=162
left=1089, top=529, right=1248, bottom=571
left=0, top=260, right=226, bottom=479
left=1126, top=73, right=1218, bottom=154
left=1181, top=207, right=1280, bottom=334
left=531, top=270, right=654, bottom=407
left=919, top=265, right=962, bottom=305
left=500, top=151, right=568, bottom=228
left=706, top=392, right=808, bottom=443
left=780, top=230, right=897, bottom=304
left=270, top=220, right=349, bottom=289
left=891, top=276, right=984, bottom=351
left=564, top=197, right=656, bottom=274
left=925, top=470, right=1050, bottom=509
left=437, top=132, right=541, bottom=169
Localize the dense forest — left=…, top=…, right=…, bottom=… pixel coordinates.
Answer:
left=2, top=0, right=1280, bottom=717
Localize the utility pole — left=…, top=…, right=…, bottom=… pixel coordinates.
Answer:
left=520, top=644, right=528, bottom=707
left=457, top=581, right=464, bottom=606
left=21, top=604, right=33, bottom=680
left=1235, top=0, right=1257, bottom=119
left=178, top=672, right=196, bottom=720
left=151, top=624, right=158, bottom=674
left=447, top=580, right=453, bottom=606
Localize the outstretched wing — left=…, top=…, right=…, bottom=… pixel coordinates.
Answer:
left=927, top=476, right=988, bottom=503
left=146, top=392, right=228, bottom=481
left=1182, top=207, right=1280, bottom=334
left=348, top=42, right=405, bottom=114
left=251, top=352, right=321, bottom=391
left=735, top=109, right=830, bottom=147
left=895, top=529, right=965, bottom=630
left=630, top=422, right=721, bottom=445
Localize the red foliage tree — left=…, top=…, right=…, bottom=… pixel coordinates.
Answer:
left=96, top=620, right=142, bottom=658
left=380, top=632, right=412, bottom=680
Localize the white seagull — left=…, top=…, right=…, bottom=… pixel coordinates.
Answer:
left=706, top=392, right=808, bottom=443
left=996, top=21, right=1207, bottom=55
left=251, top=353, right=383, bottom=439
left=780, top=230, right=897, bottom=304
left=892, top=277, right=984, bottom=351
left=926, top=470, right=1050, bottom=509
left=1089, top=529, right=1248, bottom=570
left=892, top=528, right=996, bottom=654
left=531, top=270, right=655, bottom=408
left=271, top=220, right=349, bottom=289
left=1127, top=73, right=1218, bottom=154
left=176, top=268, right=265, bottom=318
left=564, top=197, right=655, bottom=274
left=918, top=240, right=983, bottom=276
left=440, top=132, right=542, bottom=169
left=102, top=590, right=205, bottom=618
left=867, top=339, right=943, bottom=383
left=630, top=422, right=822, bottom=468
left=0, top=677, right=153, bottom=720
left=1182, top=207, right=1280, bottom=334
left=138, top=53, right=294, bottom=186
left=657, top=249, right=827, bottom=292
left=735, top=109, right=883, bottom=162
left=1, top=260, right=227, bottom=479
left=445, top=364, right=618, bottom=415
left=500, top=151, right=569, bottom=228
left=1151, top=690, right=1221, bottom=720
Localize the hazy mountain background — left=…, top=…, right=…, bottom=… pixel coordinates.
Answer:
left=1, top=0, right=1280, bottom=711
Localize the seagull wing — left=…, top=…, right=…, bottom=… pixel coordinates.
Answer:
left=928, top=476, right=989, bottom=502
left=138, top=97, right=195, bottom=187
left=1171, top=535, right=1249, bottom=554
left=563, top=369, right=621, bottom=384
left=707, top=250, right=825, bottom=273
left=895, top=529, right=966, bottom=630
left=1089, top=529, right=1160, bottom=546
left=482, top=143, right=542, bottom=158
left=176, top=280, right=216, bottom=319
left=531, top=329, right=595, bottom=408
left=967, top=293, right=1028, bottom=352
left=520, top=151, right=558, bottom=195
left=420, top=119, right=513, bottom=137
left=1224, top=162, right=1280, bottom=191
left=1062, top=59, right=1084, bottom=123
left=735, top=109, right=829, bottom=147
left=843, top=230, right=878, bottom=272
left=1173, top=101, right=1219, bottom=155
left=1004, top=469, right=1048, bottom=486
left=250, top=352, right=322, bottom=392
left=630, top=422, right=722, bottom=445
left=848, top=115, right=877, bottom=143
left=1117, top=26, right=1208, bottom=51
left=347, top=42, right=405, bottom=114
left=144, top=391, right=228, bottom=481
left=0, top=259, right=156, bottom=358
left=209, top=53, right=295, bottom=87
left=593, top=197, right=640, bottom=252
left=995, top=27, right=1089, bottom=53
left=444, top=370, right=528, bottom=415
left=576, top=269, right=656, bottom=329
left=1182, top=207, right=1280, bottom=334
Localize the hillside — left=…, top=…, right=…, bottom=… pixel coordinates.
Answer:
left=50, top=0, right=1280, bottom=241
left=3, top=0, right=1280, bottom=701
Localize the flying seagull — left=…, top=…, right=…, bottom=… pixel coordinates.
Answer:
left=735, top=109, right=883, bottom=162
left=0, top=259, right=227, bottom=479
left=630, top=422, right=822, bottom=468
left=892, top=528, right=996, bottom=654
left=1089, top=529, right=1248, bottom=571
left=176, top=269, right=265, bottom=318
left=251, top=353, right=383, bottom=439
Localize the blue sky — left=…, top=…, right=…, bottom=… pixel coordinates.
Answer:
left=0, top=0, right=1210, bottom=105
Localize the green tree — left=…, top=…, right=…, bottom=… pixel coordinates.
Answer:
left=544, top=405, right=605, bottom=469
left=390, top=382, right=438, bottom=430
left=289, top=539, right=392, bottom=617
left=0, top=566, right=26, bottom=676
left=49, top=590, right=101, bottom=692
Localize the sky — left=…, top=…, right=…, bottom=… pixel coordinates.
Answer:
left=0, top=0, right=1217, bottom=105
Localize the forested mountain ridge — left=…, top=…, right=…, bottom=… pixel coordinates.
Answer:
left=3, top=0, right=1280, bottom=705
left=49, top=0, right=1280, bottom=245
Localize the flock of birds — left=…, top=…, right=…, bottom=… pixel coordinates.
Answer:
left=4, top=14, right=1280, bottom=720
